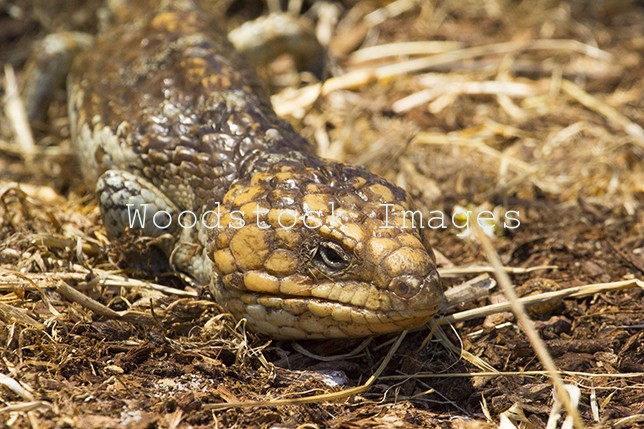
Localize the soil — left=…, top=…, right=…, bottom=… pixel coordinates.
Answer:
left=0, top=0, right=642, bottom=428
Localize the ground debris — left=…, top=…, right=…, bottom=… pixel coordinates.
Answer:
left=1, top=0, right=642, bottom=427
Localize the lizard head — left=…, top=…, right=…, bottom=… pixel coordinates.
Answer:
left=207, top=161, right=442, bottom=339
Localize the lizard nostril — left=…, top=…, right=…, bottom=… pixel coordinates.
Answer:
left=389, top=275, right=422, bottom=299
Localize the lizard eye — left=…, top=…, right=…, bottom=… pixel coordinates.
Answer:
left=313, top=242, right=350, bottom=272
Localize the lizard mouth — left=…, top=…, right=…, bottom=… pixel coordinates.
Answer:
left=211, top=271, right=442, bottom=339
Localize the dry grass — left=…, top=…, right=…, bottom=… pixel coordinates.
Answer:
left=0, top=0, right=642, bottom=427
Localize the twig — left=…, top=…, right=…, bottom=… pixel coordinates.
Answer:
left=56, top=281, right=123, bottom=319
left=473, top=219, right=586, bottom=428
left=55, top=281, right=155, bottom=325
left=0, top=302, right=45, bottom=330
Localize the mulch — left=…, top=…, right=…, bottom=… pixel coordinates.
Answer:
left=0, top=0, right=642, bottom=427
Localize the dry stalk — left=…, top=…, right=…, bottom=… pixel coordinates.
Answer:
left=438, top=264, right=557, bottom=277
left=561, top=80, right=644, bottom=146
left=2, top=65, right=35, bottom=164
left=350, top=40, right=464, bottom=62
left=413, top=132, right=537, bottom=174
left=393, top=80, right=539, bottom=113
left=380, top=370, right=644, bottom=381
left=473, top=218, right=586, bottom=428
left=438, top=279, right=642, bottom=325
left=0, top=401, right=51, bottom=414
left=274, top=38, right=613, bottom=116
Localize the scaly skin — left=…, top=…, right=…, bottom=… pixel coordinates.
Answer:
left=69, top=0, right=443, bottom=339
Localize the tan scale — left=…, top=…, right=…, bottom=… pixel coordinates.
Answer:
left=279, top=274, right=313, bottom=296
left=267, top=208, right=300, bottom=229
left=306, top=301, right=334, bottom=318
left=229, top=225, right=272, bottom=270
left=382, top=247, right=431, bottom=278
left=213, top=249, right=237, bottom=275
left=232, top=185, right=264, bottom=206
left=368, top=183, right=395, bottom=201
left=215, top=231, right=229, bottom=248
left=396, top=233, right=426, bottom=249
left=239, top=201, right=270, bottom=222
left=274, top=228, right=302, bottom=250
left=337, top=222, right=366, bottom=246
left=302, top=194, right=331, bottom=214
left=243, top=271, right=280, bottom=293
left=366, top=237, right=401, bottom=263
left=263, top=249, right=299, bottom=276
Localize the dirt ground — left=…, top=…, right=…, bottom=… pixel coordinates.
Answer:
left=0, top=0, right=642, bottom=428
